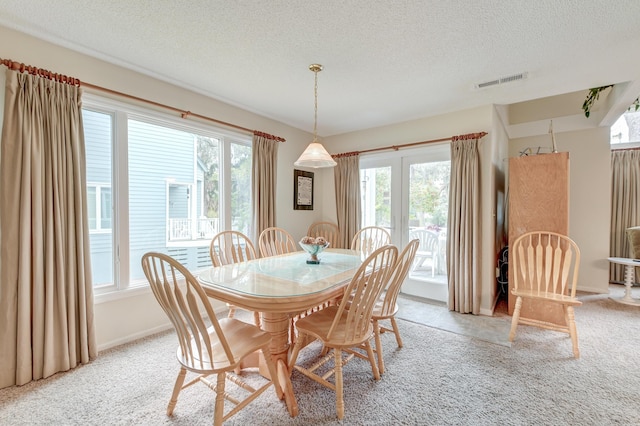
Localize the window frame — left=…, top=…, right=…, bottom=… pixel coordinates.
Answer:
left=610, top=109, right=640, bottom=146
left=87, top=182, right=112, bottom=233
left=82, top=94, right=252, bottom=302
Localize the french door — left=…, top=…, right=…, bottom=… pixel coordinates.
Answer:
left=360, top=144, right=450, bottom=302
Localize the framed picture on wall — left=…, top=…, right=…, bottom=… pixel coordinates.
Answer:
left=294, top=169, right=314, bottom=210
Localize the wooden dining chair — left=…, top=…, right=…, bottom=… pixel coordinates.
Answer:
left=141, top=252, right=284, bottom=426
left=371, top=239, right=419, bottom=374
left=288, top=244, right=398, bottom=420
left=258, top=226, right=297, bottom=257
left=258, top=226, right=302, bottom=342
left=350, top=226, right=391, bottom=256
left=295, top=222, right=341, bottom=343
left=307, top=221, right=341, bottom=248
left=209, top=230, right=261, bottom=327
left=209, top=230, right=257, bottom=266
left=508, top=231, right=583, bottom=358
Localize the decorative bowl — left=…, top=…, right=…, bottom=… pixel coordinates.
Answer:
left=299, top=241, right=330, bottom=264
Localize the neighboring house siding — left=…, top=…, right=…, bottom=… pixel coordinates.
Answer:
left=83, top=111, right=211, bottom=286
left=128, top=119, right=195, bottom=281
left=168, top=246, right=211, bottom=270
left=83, top=109, right=113, bottom=285
left=84, top=110, right=111, bottom=183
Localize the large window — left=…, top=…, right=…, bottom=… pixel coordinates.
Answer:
left=611, top=109, right=640, bottom=145
left=83, top=96, right=252, bottom=295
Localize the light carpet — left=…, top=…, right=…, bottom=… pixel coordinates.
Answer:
left=1, top=289, right=639, bottom=425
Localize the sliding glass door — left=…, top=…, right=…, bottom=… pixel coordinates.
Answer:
left=360, top=144, right=450, bottom=302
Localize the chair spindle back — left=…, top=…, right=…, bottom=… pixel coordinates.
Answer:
left=142, top=252, right=234, bottom=369
left=512, top=231, right=580, bottom=298
left=328, top=244, right=397, bottom=343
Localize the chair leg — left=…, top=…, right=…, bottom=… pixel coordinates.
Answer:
left=253, top=311, right=261, bottom=328
left=261, top=347, right=283, bottom=398
left=320, top=345, right=330, bottom=356
left=364, top=340, right=380, bottom=380
left=214, top=372, right=226, bottom=426
left=288, top=332, right=304, bottom=370
left=167, top=367, right=187, bottom=415
left=373, top=319, right=385, bottom=374
left=334, top=349, right=345, bottom=420
left=390, top=316, right=403, bottom=348
left=509, top=296, right=522, bottom=341
left=411, top=255, right=424, bottom=272
left=227, top=304, right=236, bottom=318
left=431, top=255, right=435, bottom=277
left=566, top=306, right=580, bottom=359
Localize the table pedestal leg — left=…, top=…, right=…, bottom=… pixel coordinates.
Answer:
left=261, top=312, right=299, bottom=417
left=624, top=265, right=635, bottom=301
left=611, top=264, right=640, bottom=306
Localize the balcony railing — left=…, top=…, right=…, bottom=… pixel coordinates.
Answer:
left=168, top=217, right=219, bottom=241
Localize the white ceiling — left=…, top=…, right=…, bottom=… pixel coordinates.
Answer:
left=1, top=0, right=640, bottom=137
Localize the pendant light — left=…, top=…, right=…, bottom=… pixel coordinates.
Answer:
left=294, top=64, right=337, bottom=168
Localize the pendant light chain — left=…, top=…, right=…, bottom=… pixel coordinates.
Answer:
left=294, top=63, right=336, bottom=168
left=313, top=68, right=318, bottom=140
left=311, top=64, right=322, bottom=142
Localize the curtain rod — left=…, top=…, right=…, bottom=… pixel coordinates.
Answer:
left=332, top=131, right=488, bottom=158
left=611, top=146, right=640, bottom=151
left=0, top=57, right=285, bottom=142
left=0, top=58, right=80, bottom=85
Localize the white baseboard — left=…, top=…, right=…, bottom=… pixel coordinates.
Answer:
left=97, top=306, right=228, bottom=352
left=475, top=288, right=504, bottom=316
left=97, top=324, right=173, bottom=352
left=578, top=286, right=609, bottom=294
left=480, top=293, right=499, bottom=316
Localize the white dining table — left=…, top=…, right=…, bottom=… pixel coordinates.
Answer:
left=198, top=248, right=364, bottom=417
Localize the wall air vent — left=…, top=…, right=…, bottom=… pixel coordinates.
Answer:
left=474, top=72, right=528, bottom=90
left=477, top=79, right=500, bottom=89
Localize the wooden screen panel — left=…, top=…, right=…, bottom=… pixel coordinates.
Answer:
left=508, top=152, right=569, bottom=325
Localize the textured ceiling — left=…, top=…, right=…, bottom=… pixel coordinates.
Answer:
left=1, top=0, right=640, bottom=136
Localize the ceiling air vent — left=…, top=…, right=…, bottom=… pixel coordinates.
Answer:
left=474, top=72, right=528, bottom=89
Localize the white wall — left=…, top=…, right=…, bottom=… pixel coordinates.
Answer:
left=484, top=106, right=510, bottom=312
left=0, top=25, right=320, bottom=350
left=508, top=128, right=611, bottom=293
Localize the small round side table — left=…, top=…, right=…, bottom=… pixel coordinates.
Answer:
left=608, top=257, right=640, bottom=306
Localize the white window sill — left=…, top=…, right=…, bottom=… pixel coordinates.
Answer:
left=93, top=285, right=151, bottom=304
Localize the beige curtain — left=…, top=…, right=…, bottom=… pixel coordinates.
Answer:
left=334, top=154, right=361, bottom=248
left=251, top=132, right=279, bottom=243
left=610, top=149, right=640, bottom=283
left=447, top=136, right=481, bottom=314
left=0, top=70, right=96, bottom=388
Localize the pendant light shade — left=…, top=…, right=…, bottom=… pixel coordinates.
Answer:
left=294, top=64, right=337, bottom=168
left=294, top=141, right=337, bottom=167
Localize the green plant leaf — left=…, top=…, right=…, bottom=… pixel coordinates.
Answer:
left=582, top=85, right=613, bottom=118
left=582, top=85, right=640, bottom=118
